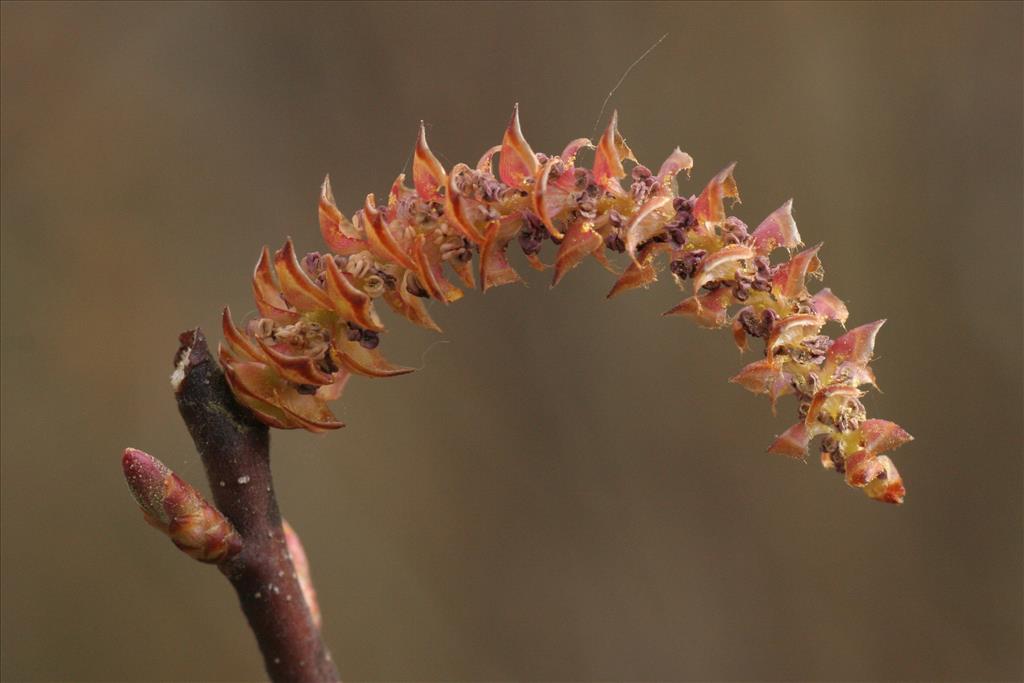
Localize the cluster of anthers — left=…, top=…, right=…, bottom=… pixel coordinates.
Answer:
left=218, top=106, right=912, bottom=503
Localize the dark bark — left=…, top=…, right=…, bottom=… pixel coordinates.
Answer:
left=174, top=329, right=340, bottom=683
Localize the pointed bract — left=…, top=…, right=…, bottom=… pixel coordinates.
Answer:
left=607, top=243, right=671, bottom=298
left=413, top=123, right=448, bottom=201
left=694, top=244, right=755, bottom=293
left=323, top=257, right=385, bottom=331
left=412, top=233, right=463, bottom=303
left=361, top=194, right=418, bottom=272
left=624, top=195, right=673, bottom=266
left=862, top=456, right=905, bottom=504
left=767, top=314, right=825, bottom=361
left=693, top=163, right=739, bottom=225
left=560, top=137, right=592, bottom=164
left=480, top=217, right=523, bottom=291
left=499, top=104, right=539, bottom=188
left=768, top=422, right=811, bottom=458
left=319, top=176, right=367, bottom=255
left=444, top=164, right=488, bottom=244
left=275, top=239, right=334, bottom=312
left=663, top=287, right=734, bottom=328
left=825, top=320, right=885, bottom=376
left=476, top=145, right=501, bottom=174
left=810, top=288, right=849, bottom=325
left=860, top=419, right=913, bottom=454
left=553, top=221, right=603, bottom=286
left=253, top=247, right=299, bottom=323
left=751, top=199, right=801, bottom=255
left=532, top=157, right=567, bottom=240
left=593, top=111, right=635, bottom=192
left=772, top=244, right=822, bottom=299
left=383, top=270, right=443, bottom=332
left=656, top=147, right=694, bottom=186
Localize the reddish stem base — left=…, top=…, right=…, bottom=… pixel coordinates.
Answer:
left=174, top=329, right=340, bottom=683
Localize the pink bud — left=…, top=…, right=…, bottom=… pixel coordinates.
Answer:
left=283, top=520, right=321, bottom=629
left=122, top=448, right=242, bottom=564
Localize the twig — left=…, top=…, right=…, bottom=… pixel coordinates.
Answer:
left=173, top=329, right=340, bottom=683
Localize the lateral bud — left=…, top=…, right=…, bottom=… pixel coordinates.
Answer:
left=121, top=447, right=242, bottom=564
left=283, top=519, right=322, bottom=628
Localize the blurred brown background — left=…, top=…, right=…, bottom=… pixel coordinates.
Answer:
left=2, top=2, right=1021, bottom=681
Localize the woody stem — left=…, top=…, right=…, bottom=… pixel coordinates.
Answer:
left=173, top=329, right=340, bottom=683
